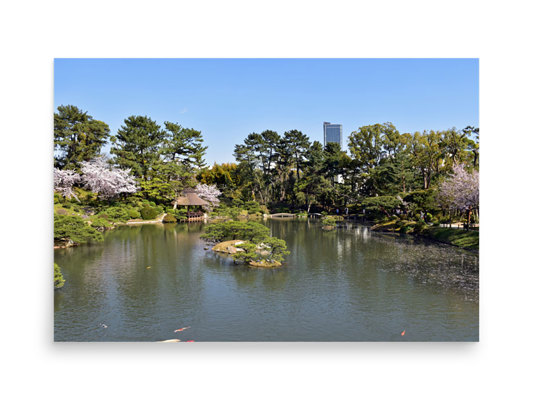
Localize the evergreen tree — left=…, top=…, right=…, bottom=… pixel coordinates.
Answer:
left=110, top=116, right=165, bottom=180
left=54, top=105, right=110, bottom=170
left=161, top=122, right=207, bottom=171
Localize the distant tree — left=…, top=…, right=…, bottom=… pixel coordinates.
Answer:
left=463, top=126, right=479, bottom=169
left=80, top=157, right=138, bottom=200
left=161, top=122, right=207, bottom=171
left=54, top=105, right=110, bottom=170
left=438, top=164, right=479, bottom=226
left=54, top=168, right=81, bottom=200
left=281, top=130, right=310, bottom=182
left=110, top=115, right=165, bottom=180
left=195, top=183, right=221, bottom=211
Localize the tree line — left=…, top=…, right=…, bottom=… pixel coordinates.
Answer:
left=54, top=104, right=479, bottom=225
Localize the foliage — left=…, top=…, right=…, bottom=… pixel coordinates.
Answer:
left=110, top=115, right=166, bottom=180
left=97, top=206, right=131, bottom=222
left=361, top=196, right=404, bottom=217
left=162, top=213, right=177, bottom=223
left=80, top=157, right=137, bottom=200
left=54, top=214, right=103, bottom=245
left=232, top=237, right=290, bottom=264
left=54, top=105, right=110, bottom=170
left=137, top=178, right=175, bottom=203
left=161, top=122, right=207, bottom=171
left=54, top=263, right=65, bottom=289
left=128, top=208, right=141, bottom=219
left=201, top=221, right=270, bottom=243
left=140, top=205, right=159, bottom=220
left=89, top=216, right=113, bottom=230
left=321, top=216, right=337, bottom=227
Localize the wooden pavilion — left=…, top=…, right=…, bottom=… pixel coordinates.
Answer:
left=173, top=188, right=209, bottom=221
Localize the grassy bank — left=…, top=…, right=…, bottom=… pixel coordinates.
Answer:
left=425, top=227, right=479, bottom=251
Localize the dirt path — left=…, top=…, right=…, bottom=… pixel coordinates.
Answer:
left=124, top=213, right=166, bottom=225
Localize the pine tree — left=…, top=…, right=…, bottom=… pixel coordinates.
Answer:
left=110, top=115, right=165, bottom=180
left=54, top=105, right=110, bottom=170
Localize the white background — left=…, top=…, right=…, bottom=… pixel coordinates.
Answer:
left=1, top=1, right=532, bottom=399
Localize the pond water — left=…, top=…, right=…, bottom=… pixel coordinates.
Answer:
left=54, top=219, right=479, bottom=341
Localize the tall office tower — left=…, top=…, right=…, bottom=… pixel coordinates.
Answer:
left=323, top=122, right=343, bottom=149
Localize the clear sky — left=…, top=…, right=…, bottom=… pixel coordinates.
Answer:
left=54, top=58, right=478, bottom=166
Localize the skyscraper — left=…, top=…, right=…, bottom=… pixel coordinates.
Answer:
left=323, top=122, right=343, bottom=149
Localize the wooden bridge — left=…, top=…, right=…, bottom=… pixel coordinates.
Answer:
left=270, top=213, right=296, bottom=218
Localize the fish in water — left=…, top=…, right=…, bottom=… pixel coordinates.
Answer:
left=174, top=326, right=191, bottom=333
left=401, top=330, right=406, bottom=336
left=101, top=324, right=107, bottom=329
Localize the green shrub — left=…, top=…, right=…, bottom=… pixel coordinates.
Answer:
left=140, top=205, right=158, bottom=220
left=162, top=214, right=177, bottom=223
left=244, top=201, right=262, bottom=214
left=90, top=216, right=113, bottom=230
left=54, top=263, right=65, bottom=289
left=233, top=237, right=290, bottom=265
left=128, top=208, right=141, bottom=219
left=321, top=216, right=337, bottom=227
left=98, top=206, right=130, bottom=222
left=54, top=214, right=103, bottom=245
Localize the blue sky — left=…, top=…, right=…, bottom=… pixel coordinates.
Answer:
left=54, top=59, right=478, bottom=165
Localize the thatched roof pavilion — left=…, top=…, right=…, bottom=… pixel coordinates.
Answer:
left=173, top=188, right=209, bottom=208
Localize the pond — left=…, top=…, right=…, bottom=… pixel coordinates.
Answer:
left=54, top=219, right=479, bottom=341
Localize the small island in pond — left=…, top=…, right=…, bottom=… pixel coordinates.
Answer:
left=202, top=221, right=289, bottom=267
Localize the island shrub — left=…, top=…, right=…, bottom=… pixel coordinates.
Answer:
left=54, top=214, right=103, bottom=245
left=54, top=263, right=65, bottom=289
left=162, top=214, right=177, bottom=223
left=321, top=216, right=337, bottom=227
left=201, top=221, right=270, bottom=243
left=232, top=236, right=290, bottom=265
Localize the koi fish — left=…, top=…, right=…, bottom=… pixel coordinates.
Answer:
left=401, top=330, right=406, bottom=336
left=186, top=340, right=195, bottom=342
left=174, top=326, right=191, bottom=333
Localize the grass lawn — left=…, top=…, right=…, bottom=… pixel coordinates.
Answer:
left=426, top=227, right=479, bottom=251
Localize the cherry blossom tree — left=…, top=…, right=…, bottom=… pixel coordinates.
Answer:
left=195, top=183, right=221, bottom=211
left=80, top=157, right=138, bottom=200
left=54, top=168, right=81, bottom=200
left=438, top=164, right=479, bottom=227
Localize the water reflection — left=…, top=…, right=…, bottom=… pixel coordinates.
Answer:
left=55, top=220, right=478, bottom=341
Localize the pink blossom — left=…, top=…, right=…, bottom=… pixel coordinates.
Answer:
left=438, top=164, right=479, bottom=212
left=81, top=157, right=138, bottom=199
left=195, top=183, right=221, bottom=211
left=54, top=168, right=81, bottom=200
